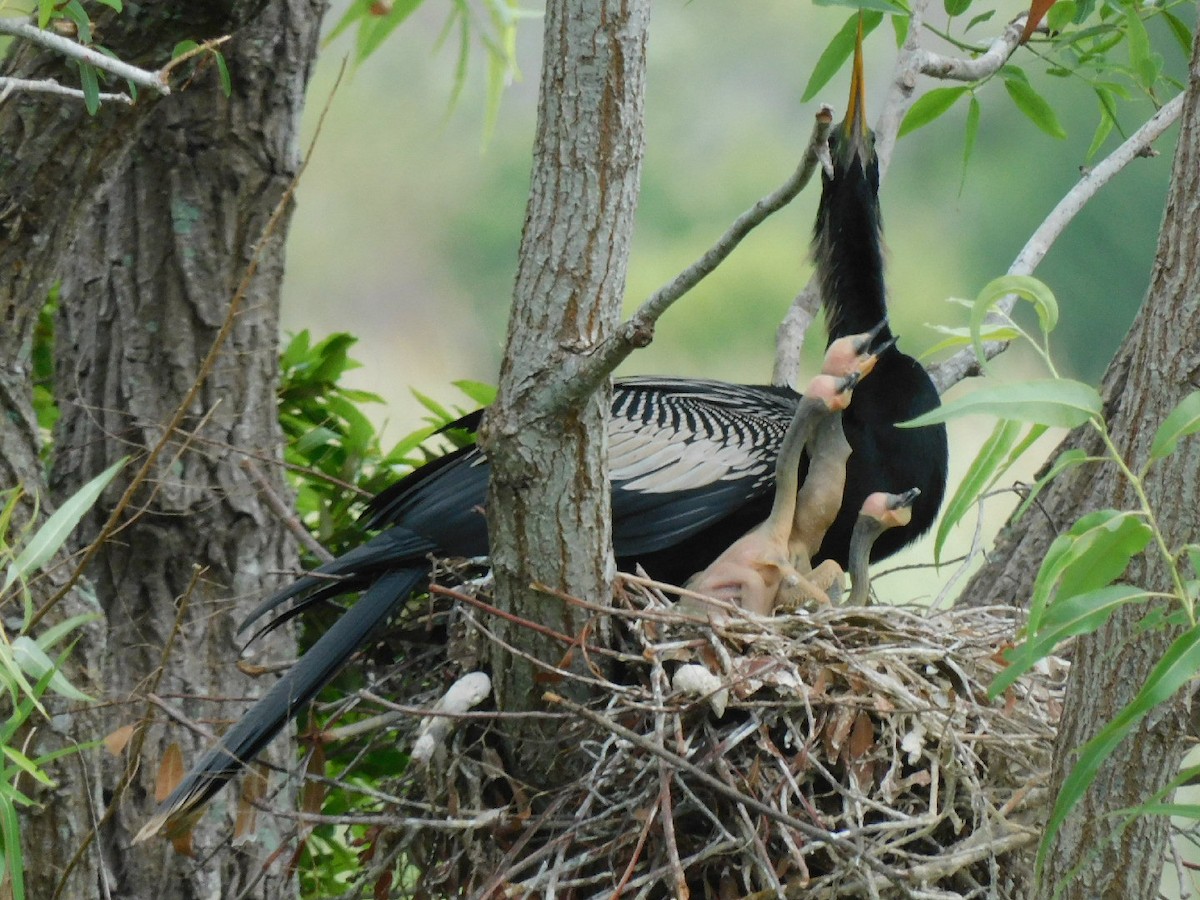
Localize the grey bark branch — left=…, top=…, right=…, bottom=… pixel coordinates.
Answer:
left=929, top=91, right=1185, bottom=394
left=0, top=75, right=133, bottom=104
left=0, top=19, right=169, bottom=93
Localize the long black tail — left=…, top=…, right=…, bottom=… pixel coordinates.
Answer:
left=135, top=567, right=424, bottom=841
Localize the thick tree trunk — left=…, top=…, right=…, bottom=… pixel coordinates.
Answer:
left=482, top=0, right=648, bottom=764
left=3, top=3, right=322, bottom=897
left=958, top=23, right=1200, bottom=898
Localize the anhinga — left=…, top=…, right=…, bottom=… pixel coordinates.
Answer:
left=138, top=24, right=947, bottom=839
left=847, top=488, right=921, bottom=606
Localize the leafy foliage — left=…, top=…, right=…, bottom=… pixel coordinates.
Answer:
left=278, top=330, right=490, bottom=560
left=276, top=331, right=495, bottom=896
left=0, top=465, right=122, bottom=900
left=326, top=0, right=537, bottom=141
left=912, top=273, right=1200, bottom=885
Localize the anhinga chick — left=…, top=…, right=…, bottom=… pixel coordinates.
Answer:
left=846, top=487, right=920, bottom=606
left=686, top=328, right=885, bottom=615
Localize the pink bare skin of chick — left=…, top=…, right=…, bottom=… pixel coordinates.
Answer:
left=686, top=327, right=887, bottom=615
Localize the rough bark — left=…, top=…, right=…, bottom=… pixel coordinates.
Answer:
left=2, top=2, right=322, bottom=897
left=481, top=0, right=649, bottom=761
left=958, top=22, right=1200, bottom=898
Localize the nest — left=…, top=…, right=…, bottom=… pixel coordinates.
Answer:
left=309, top=570, right=1064, bottom=899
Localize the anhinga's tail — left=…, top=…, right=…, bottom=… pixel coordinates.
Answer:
left=135, top=566, right=425, bottom=842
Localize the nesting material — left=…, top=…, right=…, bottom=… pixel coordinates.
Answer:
left=319, top=571, right=1064, bottom=899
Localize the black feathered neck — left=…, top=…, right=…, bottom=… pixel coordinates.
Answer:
left=813, top=135, right=888, bottom=343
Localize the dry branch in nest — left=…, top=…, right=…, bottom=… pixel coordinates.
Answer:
left=292, top=565, right=1064, bottom=899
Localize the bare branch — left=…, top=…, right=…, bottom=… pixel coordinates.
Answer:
left=0, top=19, right=169, bottom=94
left=912, top=15, right=1028, bottom=83
left=554, top=107, right=835, bottom=410
left=0, top=76, right=132, bottom=105
left=929, top=91, right=1185, bottom=393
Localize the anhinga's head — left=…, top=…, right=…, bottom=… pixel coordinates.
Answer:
left=814, top=16, right=887, bottom=342
left=830, top=16, right=876, bottom=176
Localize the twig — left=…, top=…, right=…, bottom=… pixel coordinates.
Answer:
left=239, top=458, right=333, bottom=563
left=911, top=15, right=1027, bottom=83
left=410, top=671, right=492, bottom=768
left=0, top=19, right=168, bottom=93
left=0, top=76, right=132, bottom=104
left=554, top=107, right=835, bottom=412
left=543, top=691, right=912, bottom=885
left=929, top=89, right=1185, bottom=393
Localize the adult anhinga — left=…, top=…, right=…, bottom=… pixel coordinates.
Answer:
left=139, top=25, right=947, bottom=839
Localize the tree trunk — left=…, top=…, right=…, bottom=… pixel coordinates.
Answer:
left=2, top=2, right=322, bottom=897
left=482, top=0, right=648, bottom=767
left=958, top=23, right=1200, bottom=898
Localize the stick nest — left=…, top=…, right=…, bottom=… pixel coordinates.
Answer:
left=332, top=570, right=1064, bottom=899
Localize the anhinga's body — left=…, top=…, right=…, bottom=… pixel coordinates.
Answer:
left=139, top=28, right=948, bottom=839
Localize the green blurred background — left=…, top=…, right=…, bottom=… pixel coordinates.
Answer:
left=281, top=2, right=1182, bottom=601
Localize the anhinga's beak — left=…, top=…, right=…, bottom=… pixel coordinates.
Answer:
left=841, top=16, right=871, bottom=164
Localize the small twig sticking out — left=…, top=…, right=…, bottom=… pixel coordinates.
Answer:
left=929, top=89, right=1185, bottom=393
left=0, top=75, right=133, bottom=104
left=552, top=106, right=835, bottom=413
left=239, top=458, right=334, bottom=564
left=0, top=19, right=170, bottom=93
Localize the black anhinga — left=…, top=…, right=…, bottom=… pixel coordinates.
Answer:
left=138, top=24, right=947, bottom=839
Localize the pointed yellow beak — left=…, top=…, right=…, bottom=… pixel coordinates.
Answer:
left=842, top=16, right=870, bottom=157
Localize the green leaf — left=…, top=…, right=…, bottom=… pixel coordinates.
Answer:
left=38, top=0, right=54, bottom=29
left=934, top=419, right=1021, bottom=565
left=812, top=0, right=905, bottom=13
left=969, top=274, right=1058, bottom=367
left=899, top=86, right=968, bottom=137
left=95, top=0, right=122, bottom=9
left=78, top=62, right=100, bottom=116
left=0, top=794, right=24, bottom=900
left=960, top=94, right=980, bottom=188
left=1040, top=623, right=1200, bottom=875
left=1125, top=7, right=1160, bottom=91
left=324, top=0, right=375, bottom=46
left=1027, top=509, right=1152, bottom=633
left=214, top=51, right=232, bottom=97
left=1012, top=447, right=1089, bottom=523
left=890, top=12, right=910, bottom=47
left=4, top=457, right=126, bottom=597
left=901, top=379, right=1102, bottom=430
left=944, top=0, right=970, bottom=16
left=11, top=637, right=92, bottom=702
left=62, top=0, right=91, bottom=44
left=34, top=614, right=99, bottom=653
left=801, top=12, right=884, bottom=103
left=919, top=322, right=1020, bottom=360
left=991, top=585, right=1147, bottom=695
left=1003, top=77, right=1067, bottom=139
left=1161, top=10, right=1194, bottom=60
left=1045, top=0, right=1076, bottom=34
left=965, top=9, right=994, bottom=30
left=356, top=0, right=426, bottom=62
left=1086, top=90, right=1115, bottom=161
left=1148, top=391, right=1200, bottom=463
left=452, top=380, right=496, bottom=408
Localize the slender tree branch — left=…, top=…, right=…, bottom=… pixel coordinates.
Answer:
left=553, top=107, right=835, bottom=411
left=0, top=19, right=169, bottom=94
left=911, top=15, right=1028, bottom=83
left=0, top=76, right=132, bottom=105
left=929, top=90, right=1185, bottom=393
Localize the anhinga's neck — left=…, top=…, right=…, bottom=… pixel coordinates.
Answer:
left=813, top=148, right=888, bottom=343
